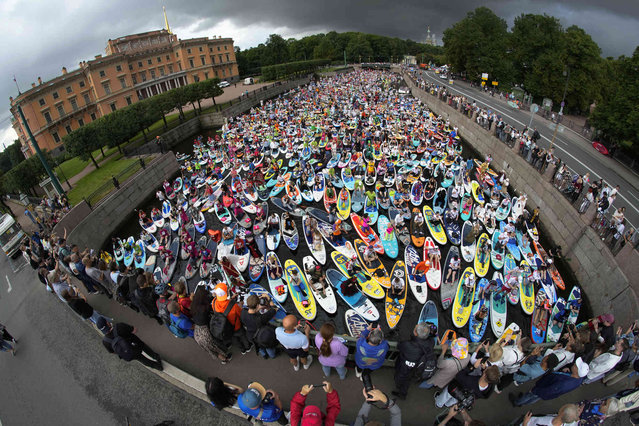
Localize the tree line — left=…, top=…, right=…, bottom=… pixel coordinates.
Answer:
left=63, top=78, right=223, bottom=168
left=235, top=32, right=445, bottom=76
left=442, top=7, right=638, bottom=156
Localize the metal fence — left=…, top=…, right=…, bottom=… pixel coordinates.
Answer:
left=84, top=158, right=146, bottom=208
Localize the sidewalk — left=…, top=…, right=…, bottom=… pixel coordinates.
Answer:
left=85, top=285, right=635, bottom=425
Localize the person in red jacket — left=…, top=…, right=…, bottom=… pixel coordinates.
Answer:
left=290, top=381, right=340, bottom=426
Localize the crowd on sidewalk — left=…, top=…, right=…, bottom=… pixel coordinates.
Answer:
left=8, top=224, right=639, bottom=425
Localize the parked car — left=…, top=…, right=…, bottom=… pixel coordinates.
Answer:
left=218, top=81, right=230, bottom=88
left=243, top=77, right=254, bottom=85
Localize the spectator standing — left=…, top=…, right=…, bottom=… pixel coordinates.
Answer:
left=211, top=283, right=252, bottom=355
left=520, top=403, right=581, bottom=426
left=434, top=365, right=500, bottom=408
left=315, top=322, right=349, bottom=380
left=276, top=314, right=314, bottom=371
left=99, top=319, right=163, bottom=370
left=421, top=338, right=470, bottom=389
left=237, top=382, right=286, bottom=424
left=241, top=294, right=278, bottom=359
left=584, top=338, right=628, bottom=384
left=191, top=286, right=231, bottom=364
left=290, top=382, right=340, bottom=426
left=0, top=321, right=17, bottom=356
left=355, top=326, right=389, bottom=378
left=167, top=301, right=194, bottom=338
left=393, top=323, right=436, bottom=400
left=205, top=377, right=242, bottom=410
left=513, top=352, right=559, bottom=386
left=353, top=387, right=401, bottom=426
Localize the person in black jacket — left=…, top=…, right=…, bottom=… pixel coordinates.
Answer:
left=392, top=323, right=436, bottom=400
left=435, top=365, right=500, bottom=408
left=98, top=319, right=163, bottom=370
left=61, top=288, right=112, bottom=328
left=190, top=285, right=231, bottom=364
left=241, top=294, right=278, bottom=359
left=133, top=273, right=162, bottom=325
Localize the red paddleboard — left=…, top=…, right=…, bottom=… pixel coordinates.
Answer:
left=350, top=213, right=384, bottom=255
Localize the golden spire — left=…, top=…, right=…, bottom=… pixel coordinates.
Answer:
left=163, top=6, right=172, bottom=34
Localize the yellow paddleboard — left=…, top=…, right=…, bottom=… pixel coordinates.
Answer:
left=330, top=251, right=385, bottom=299
left=284, top=259, right=317, bottom=320
left=474, top=233, right=490, bottom=278
left=337, top=188, right=351, bottom=220
left=385, top=260, right=407, bottom=329
left=423, top=205, right=447, bottom=245
left=519, top=259, right=534, bottom=315
left=451, top=267, right=476, bottom=328
left=354, top=239, right=390, bottom=288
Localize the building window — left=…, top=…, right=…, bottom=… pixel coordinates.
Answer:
left=168, top=64, right=173, bottom=73
left=131, top=75, right=137, bottom=85
left=56, top=104, right=65, bottom=117
left=193, top=74, right=200, bottom=82
left=214, top=70, right=218, bottom=77
left=119, top=77, right=127, bottom=88
left=140, top=71, right=146, bottom=82
left=79, top=81, right=85, bottom=88
left=175, top=51, right=179, bottom=58
left=147, top=59, right=152, bottom=65
left=128, top=64, right=133, bottom=71
left=187, top=48, right=191, bottom=54
left=43, top=111, right=52, bottom=123
left=52, top=91, right=59, bottom=99
left=159, top=67, right=165, bottom=76
left=226, top=53, right=229, bottom=62
left=125, top=96, right=132, bottom=105
left=150, top=69, right=156, bottom=79
left=99, top=70, right=106, bottom=78
left=138, top=61, right=142, bottom=67
left=157, top=56, right=162, bottom=63
left=110, top=103, right=116, bottom=112
left=65, top=125, right=72, bottom=134
left=222, top=68, right=226, bottom=76
left=166, top=55, right=170, bottom=60
left=204, top=72, right=209, bottom=80
left=116, top=65, right=122, bottom=72
left=209, top=47, right=213, bottom=52
left=90, top=113, right=96, bottom=121
left=218, top=54, right=223, bottom=63
left=189, top=59, right=194, bottom=68
left=78, top=118, right=84, bottom=127
left=83, top=93, right=91, bottom=105
left=217, top=46, right=221, bottom=51
left=178, top=62, right=182, bottom=71
left=70, top=98, right=78, bottom=111
left=199, top=46, right=203, bottom=52
left=52, top=132, right=60, bottom=143
left=65, top=86, right=72, bottom=94
left=102, top=82, right=111, bottom=95
left=210, top=55, right=215, bottom=64
left=39, top=98, right=45, bottom=106
left=200, top=56, right=206, bottom=66
left=225, top=45, right=228, bottom=50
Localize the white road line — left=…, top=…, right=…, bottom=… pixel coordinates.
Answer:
left=420, top=71, right=639, bottom=224
left=6, top=275, right=12, bottom=292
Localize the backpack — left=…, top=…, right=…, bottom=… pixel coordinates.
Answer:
left=168, top=315, right=190, bottom=339
left=253, top=325, right=277, bottom=348
left=156, top=296, right=171, bottom=325
left=209, top=300, right=236, bottom=342
left=105, top=327, right=139, bottom=361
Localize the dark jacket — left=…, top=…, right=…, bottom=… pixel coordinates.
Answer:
left=102, top=322, right=137, bottom=353
left=451, top=368, right=493, bottom=400
left=241, top=308, right=277, bottom=341
left=68, top=297, right=94, bottom=319
left=134, top=286, right=159, bottom=317
left=531, top=372, right=583, bottom=400
left=397, top=335, right=435, bottom=366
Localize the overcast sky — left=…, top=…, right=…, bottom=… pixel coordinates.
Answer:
left=2, top=0, right=637, bottom=151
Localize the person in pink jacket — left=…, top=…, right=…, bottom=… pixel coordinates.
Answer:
left=315, top=322, right=349, bottom=379
left=290, top=382, right=340, bottom=426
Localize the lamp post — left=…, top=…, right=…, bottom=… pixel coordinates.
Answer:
left=549, top=68, right=570, bottom=151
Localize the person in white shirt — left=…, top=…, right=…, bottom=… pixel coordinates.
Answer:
left=584, top=338, right=629, bottom=384
left=544, top=342, right=577, bottom=371
left=521, top=403, right=580, bottom=426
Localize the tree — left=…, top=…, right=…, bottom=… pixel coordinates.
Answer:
left=2, top=154, right=48, bottom=195
left=63, top=125, right=100, bottom=169
left=263, top=34, right=289, bottom=66
left=0, top=140, right=24, bottom=174
left=200, top=78, right=223, bottom=108
left=346, top=33, right=373, bottom=62
left=590, top=47, right=639, bottom=156
left=443, top=7, right=511, bottom=84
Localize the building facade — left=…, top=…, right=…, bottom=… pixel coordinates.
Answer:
left=10, top=28, right=238, bottom=157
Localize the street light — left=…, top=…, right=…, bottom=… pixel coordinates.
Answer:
left=550, top=68, right=570, bottom=151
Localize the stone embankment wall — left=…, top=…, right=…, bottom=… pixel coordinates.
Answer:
left=67, top=152, right=179, bottom=251
left=402, top=72, right=638, bottom=325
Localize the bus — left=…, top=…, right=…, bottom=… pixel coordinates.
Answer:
left=0, top=214, right=25, bottom=258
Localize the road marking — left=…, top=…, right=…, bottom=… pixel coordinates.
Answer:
left=6, top=275, right=12, bottom=292
left=419, top=71, right=639, bottom=227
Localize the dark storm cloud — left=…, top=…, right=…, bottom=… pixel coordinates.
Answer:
left=2, top=0, right=637, bottom=148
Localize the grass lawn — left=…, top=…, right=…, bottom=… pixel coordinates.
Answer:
left=55, top=156, right=89, bottom=181
left=67, top=156, right=140, bottom=206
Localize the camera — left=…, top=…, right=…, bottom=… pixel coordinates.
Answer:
left=259, top=297, right=269, bottom=306
left=362, top=370, right=374, bottom=393
left=449, top=385, right=475, bottom=411
left=262, top=391, right=273, bottom=404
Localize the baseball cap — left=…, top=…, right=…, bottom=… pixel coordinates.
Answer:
left=451, top=338, right=469, bottom=360
left=240, top=382, right=266, bottom=409
left=301, top=405, right=323, bottom=426
left=600, top=313, right=615, bottom=324
left=575, top=357, right=590, bottom=378
left=96, top=317, right=110, bottom=334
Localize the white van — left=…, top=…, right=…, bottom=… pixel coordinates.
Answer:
left=0, top=214, right=25, bottom=257
left=243, top=77, right=254, bottom=85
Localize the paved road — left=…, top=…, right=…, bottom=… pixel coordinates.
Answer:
left=417, top=69, right=639, bottom=229
left=0, top=254, right=244, bottom=426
